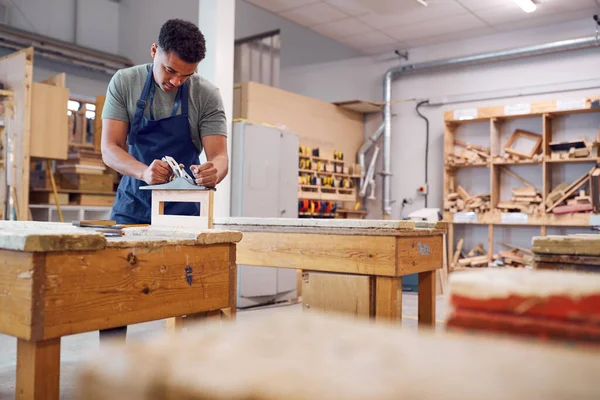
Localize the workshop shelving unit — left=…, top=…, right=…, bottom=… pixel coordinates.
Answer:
left=443, top=96, right=600, bottom=269
left=298, top=148, right=362, bottom=218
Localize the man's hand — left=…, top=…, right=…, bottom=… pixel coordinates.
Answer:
left=191, top=162, right=218, bottom=187
left=142, top=159, right=172, bottom=185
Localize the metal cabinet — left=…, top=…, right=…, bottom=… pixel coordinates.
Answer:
left=230, top=121, right=299, bottom=308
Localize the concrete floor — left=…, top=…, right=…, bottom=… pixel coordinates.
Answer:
left=0, top=293, right=447, bottom=400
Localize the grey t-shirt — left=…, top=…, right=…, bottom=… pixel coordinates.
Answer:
left=101, top=63, right=227, bottom=153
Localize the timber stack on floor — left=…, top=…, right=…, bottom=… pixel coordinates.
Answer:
left=446, top=268, right=600, bottom=344
left=532, top=234, right=600, bottom=273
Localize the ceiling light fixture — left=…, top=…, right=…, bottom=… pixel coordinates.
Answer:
left=415, top=0, right=428, bottom=6
left=513, top=0, right=537, bottom=13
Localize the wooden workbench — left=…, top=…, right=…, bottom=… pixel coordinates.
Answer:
left=0, top=221, right=241, bottom=400
left=213, top=217, right=446, bottom=326
left=75, top=311, right=600, bottom=399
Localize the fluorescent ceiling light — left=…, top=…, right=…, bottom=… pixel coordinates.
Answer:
left=513, top=0, right=536, bottom=13
left=415, top=0, right=428, bottom=5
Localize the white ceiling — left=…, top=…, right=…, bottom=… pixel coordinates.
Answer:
left=243, top=0, right=600, bottom=55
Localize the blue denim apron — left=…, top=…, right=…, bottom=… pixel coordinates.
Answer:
left=110, top=64, right=200, bottom=224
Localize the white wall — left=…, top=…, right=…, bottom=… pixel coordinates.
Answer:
left=281, top=17, right=600, bottom=222
left=234, top=0, right=362, bottom=69
left=118, top=0, right=199, bottom=66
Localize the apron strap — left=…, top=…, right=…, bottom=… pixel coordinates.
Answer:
left=180, top=80, right=189, bottom=115
left=149, top=84, right=182, bottom=120
left=129, top=64, right=154, bottom=145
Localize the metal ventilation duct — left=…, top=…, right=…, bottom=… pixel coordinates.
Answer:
left=380, top=34, right=600, bottom=219
left=0, top=23, right=133, bottom=75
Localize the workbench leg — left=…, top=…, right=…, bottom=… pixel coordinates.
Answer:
left=16, top=337, right=61, bottom=400
left=165, top=317, right=185, bottom=333
left=418, top=271, right=436, bottom=328
left=374, top=277, right=401, bottom=324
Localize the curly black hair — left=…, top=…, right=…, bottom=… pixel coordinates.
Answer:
left=158, top=19, right=206, bottom=63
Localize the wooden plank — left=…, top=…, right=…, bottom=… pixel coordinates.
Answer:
left=0, top=251, right=45, bottom=340
left=302, top=272, right=372, bottom=319
left=69, top=193, right=115, bottom=207
left=532, top=235, right=600, bottom=256
left=332, top=100, right=383, bottom=114
left=40, top=244, right=232, bottom=339
left=396, top=235, right=443, bottom=276
left=94, top=95, right=105, bottom=152
left=374, top=276, right=400, bottom=323
left=0, top=221, right=106, bottom=252
left=30, top=82, right=69, bottom=160
left=42, top=73, right=66, bottom=87
left=60, top=173, right=113, bottom=192
left=0, top=47, right=33, bottom=221
left=74, top=311, right=600, bottom=399
left=533, top=253, right=600, bottom=266
left=418, top=271, right=436, bottom=327
left=16, top=338, right=60, bottom=400
left=237, top=81, right=365, bottom=166
left=234, top=231, right=397, bottom=276
left=214, top=216, right=445, bottom=234
left=120, top=227, right=242, bottom=245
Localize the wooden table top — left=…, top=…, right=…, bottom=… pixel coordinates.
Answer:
left=0, top=221, right=242, bottom=252
left=213, top=217, right=446, bottom=236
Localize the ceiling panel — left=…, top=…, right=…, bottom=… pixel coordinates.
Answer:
left=279, top=2, right=347, bottom=26
left=311, top=17, right=374, bottom=37
left=324, top=0, right=372, bottom=16
left=385, top=12, right=487, bottom=42
left=456, top=0, right=516, bottom=12
left=358, top=0, right=466, bottom=29
left=241, top=0, right=600, bottom=57
left=339, top=30, right=397, bottom=49
left=244, top=0, right=321, bottom=13
left=407, top=26, right=497, bottom=48
left=492, top=7, right=600, bottom=32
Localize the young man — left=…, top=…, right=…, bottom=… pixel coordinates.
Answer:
left=100, top=19, right=228, bottom=342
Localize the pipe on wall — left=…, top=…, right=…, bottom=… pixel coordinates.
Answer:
left=381, top=34, right=600, bottom=218
left=357, top=122, right=384, bottom=190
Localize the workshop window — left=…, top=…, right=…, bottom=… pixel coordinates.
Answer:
left=234, top=30, right=280, bottom=87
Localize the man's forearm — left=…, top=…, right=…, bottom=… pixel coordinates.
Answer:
left=102, top=144, right=147, bottom=180
left=210, top=154, right=229, bottom=184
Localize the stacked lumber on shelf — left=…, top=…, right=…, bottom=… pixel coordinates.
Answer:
left=444, top=185, right=490, bottom=213
left=532, top=234, right=600, bottom=273
left=546, top=166, right=599, bottom=215
left=447, top=140, right=490, bottom=166
left=490, top=242, right=533, bottom=268
left=446, top=268, right=600, bottom=343
left=496, top=167, right=543, bottom=215
left=450, top=239, right=490, bottom=272
left=549, top=138, right=596, bottom=160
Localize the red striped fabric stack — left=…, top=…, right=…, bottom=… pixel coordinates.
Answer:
left=445, top=268, right=600, bottom=344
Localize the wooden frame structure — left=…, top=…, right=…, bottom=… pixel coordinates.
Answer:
left=0, top=220, right=241, bottom=400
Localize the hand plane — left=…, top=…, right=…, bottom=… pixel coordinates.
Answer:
left=140, top=156, right=216, bottom=191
